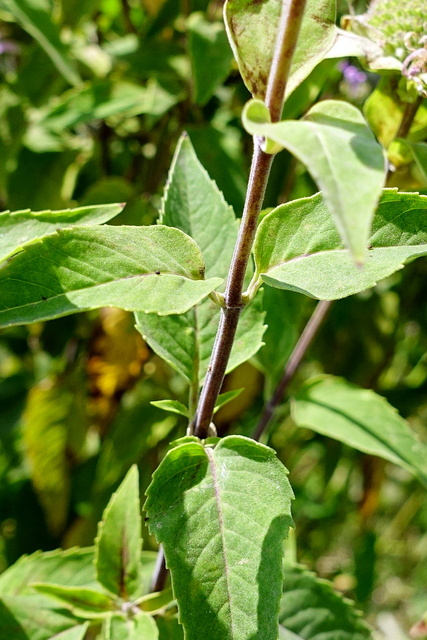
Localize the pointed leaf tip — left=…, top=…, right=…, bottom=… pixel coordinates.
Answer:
left=253, top=190, right=427, bottom=300
left=244, top=100, right=386, bottom=262
left=95, top=465, right=143, bottom=600
left=292, top=375, right=427, bottom=488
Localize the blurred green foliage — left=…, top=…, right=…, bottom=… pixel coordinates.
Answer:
left=0, top=0, right=427, bottom=636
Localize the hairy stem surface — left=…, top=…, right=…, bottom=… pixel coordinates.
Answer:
left=193, top=0, right=308, bottom=438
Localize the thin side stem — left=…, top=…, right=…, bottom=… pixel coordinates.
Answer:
left=387, top=95, right=423, bottom=181
left=120, top=0, right=137, bottom=33
left=252, top=300, right=332, bottom=442
left=192, top=0, right=308, bottom=439
left=150, top=545, right=168, bottom=593
left=395, top=95, right=423, bottom=140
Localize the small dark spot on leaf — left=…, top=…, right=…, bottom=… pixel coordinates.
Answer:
left=311, top=13, right=329, bottom=27
left=199, top=267, right=205, bottom=278
left=155, top=270, right=161, bottom=275
left=41, top=296, right=47, bottom=301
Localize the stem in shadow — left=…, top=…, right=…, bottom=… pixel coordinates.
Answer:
left=252, top=299, right=332, bottom=442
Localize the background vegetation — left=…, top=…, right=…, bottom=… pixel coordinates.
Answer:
left=0, top=0, right=426, bottom=637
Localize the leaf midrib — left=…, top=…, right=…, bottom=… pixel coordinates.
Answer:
left=298, top=395, right=427, bottom=487
left=259, top=242, right=427, bottom=275
left=0, top=272, right=201, bottom=313
left=205, top=447, right=235, bottom=637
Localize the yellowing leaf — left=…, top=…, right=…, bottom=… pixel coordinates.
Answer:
left=22, top=377, right=88, bottom=536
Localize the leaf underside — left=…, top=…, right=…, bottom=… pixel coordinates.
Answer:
left=244, top=100, right=386, bottom=262
left=253, top=189, right=427, bottom=300
left=0, top=203, right=123, bottom=262
left=0, top=225, right=222, bottom=327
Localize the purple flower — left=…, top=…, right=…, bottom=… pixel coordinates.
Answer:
left=0, top=39, right=19, bottom=56
left=338, top=61, right=368, bottom=86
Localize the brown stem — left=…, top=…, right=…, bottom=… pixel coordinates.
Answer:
left=264, top=0, right=308, bottom=122
left=387, top=95, right=423, bottom=181
left=252, top=300, right=332, bottom=441
left=120, top=0, right=137, bottom=33
left=150, top=545, right=168, bottom=593
left=151, top=0, right=309, bottom=593
left=193, top=148, right=273, bottom=438
left=192, top=0, right=308, bottom=439
left=395, top=95, right=423, bottom=140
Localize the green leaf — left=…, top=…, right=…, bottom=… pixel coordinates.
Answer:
left=213, top=389, right=244, bottom=414
left=0, top=595, right=79, bottom=640
left=0, top=0, right=81, bottom=86
left=136, top=292, right=266, bottom=386
left=224, top=0, right=337, bottom=99
left=279, top=565, right=372, bottom=640
left=0, top=548, right=97, bottom=595
left=404, top=141, right=427, bottom=183
left=364, top=78, right=427, bottom=148
left=156, top=616, right=184, bottom=640
left=160, top=133, right=238, bottom=281
left=0, top=204, right=123, bottom=262
left=95, top=466, right=143, bottom=600
left=150, top=400, right=189, bottom=417
left=52, top=624, right=89, bottom=640
left=35, top=80, right=182, bottom=135
left=21, top=378, right=88, bottom=536
left=0, top=225, right=222, bottom=327
left=256, top=288, right=302, bottom=386
left=135, top=587, right=174, bottom=613
left=145, top=435, right=294, bottom=640
left=137, top=135, right=265, bottom=388
left=243, top=99, right=386, bottom=262
left=279, top=629, right=303, bottom=640
left=187, top=125, right=247, bottom=213
left=188, top=13, right=233, bottom=106
left=6, top=148, right=78, bottom=211
left=252, top=190, right=427, bottom=300
left=31, top=584, right=115, bottom=619
left=102, top=612, right=159, bottom=640
left=291, top=376, right=427, bottom=488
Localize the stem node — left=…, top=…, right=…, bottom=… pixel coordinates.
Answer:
left=192, top=0, right=309, bottom=438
